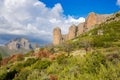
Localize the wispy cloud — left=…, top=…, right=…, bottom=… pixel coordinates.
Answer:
left=0, top=0, right=85, bottom=45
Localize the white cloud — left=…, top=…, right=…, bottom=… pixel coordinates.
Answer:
left=0, top=0, right=85, bottom=45
left=117, top=0, right=120, bottom=6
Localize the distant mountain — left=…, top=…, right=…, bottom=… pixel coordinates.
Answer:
left=5, top=38, right=32, bottom=50
left=0, top=38, right=39, bottom=57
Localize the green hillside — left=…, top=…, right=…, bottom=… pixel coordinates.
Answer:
left=0, top=46, right=10, bottom=57
left=0, top=46, right=32, bottom=58
left=0, top=12, right=120, bottom=80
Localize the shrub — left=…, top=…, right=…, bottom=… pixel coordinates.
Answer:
left=106, top=53, right=120, bottom=64
left=25, top=50, right=34, bottom=56
left=9, top=62, right=24, bottom=72
left=5, top=70, right=17, bottom=80
left=32, top=60, right=51, bottom=69
left=23, top=58, right=38, bottom=67
left=56, top=54, right=67, bottom=64
left=13, top=67, right=31, bottom=80
left=27, top=69, right=49, bottom=80
left=83, top=52, right=106, bottom=74
left=0, top=67, right=7, bottom=80
left=115, top=13, right=120, bottom=17
left=49, top=74, right=58, bottom=80
left=61, top=42, right=73, bottom=56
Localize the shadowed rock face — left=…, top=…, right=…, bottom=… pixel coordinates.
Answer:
left=6, top=38, right=32, bottom=50
left=53, top=27, right=62, bottom=45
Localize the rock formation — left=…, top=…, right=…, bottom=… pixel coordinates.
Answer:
left=68, top=24, right=77, bottom=40
left=62, top=34, right=68, bottom=41
left=6, top=38, right=32, bottom=50
left=84, top=12, right=97, bottom=31
left=77, top=23, right=84, bottom=36
left=53, top=27, right=63, bottom=45
left=53, top=12, right=111, bottom=45
left=84, top=12, right=110, bottom=31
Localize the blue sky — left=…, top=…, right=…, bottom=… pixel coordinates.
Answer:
left=0, top=0, right=119, bottom=46
left=40, top=0, right=120, bottom=17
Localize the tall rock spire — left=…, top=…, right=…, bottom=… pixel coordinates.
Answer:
left=53, top=27, right=62, bottom=45
left=68, top=24, right=77, bottom=40
left=84, top=12, right=97, bottom=31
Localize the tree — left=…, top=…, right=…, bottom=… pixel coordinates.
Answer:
left=62, top=42, right=73, bottom=56
left=79, top=37, right=92, bottom=53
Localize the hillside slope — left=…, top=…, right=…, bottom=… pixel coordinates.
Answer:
left=0, top=11, right=120, bottom=80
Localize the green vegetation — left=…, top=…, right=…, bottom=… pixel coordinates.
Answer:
left=32, top=59, right=51, bottom=69
left=1, top=52, right=120, bottom=80
left=115, top=13, right=120, bottom=17
left=0, top=12, right=120, bottom=80
left=0, top=53, right=2, bottom=61
left=67, top=21, right=120, bottom=50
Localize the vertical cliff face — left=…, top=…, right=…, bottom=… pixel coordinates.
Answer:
left=53, top=27, right=62, bottom=45
left=84, top=12, right=110, bottom=32
left=77, top=23, right=84, bottom=36
left=68, top=24, right=77, bottom=40
left=84, top=12, right=97, bottom=31
left=53, top=12, right=111, bottom=45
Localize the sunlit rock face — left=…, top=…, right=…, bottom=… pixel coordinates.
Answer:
left=53, top=12, right=111, bottom=45
left=84, top=12, right=110, bottom=31
left=53, top=27, right=63, bottom=45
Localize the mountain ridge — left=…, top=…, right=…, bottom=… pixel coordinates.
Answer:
left=0, top=38, right=38, bottom=57
left=53, top=11, right=120, bottom=45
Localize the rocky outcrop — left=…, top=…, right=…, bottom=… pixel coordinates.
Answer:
left=84, top=12, right=97, bottom=31
left=68, top=24, right=77, bottom=40
left=84, top=12, right=110, bottom=31
left=53, top=12, right=112, bottom=45
left=6, top=38, right=32, bottom=50
left=62, top=34, right=68, bottom=41
left=77, top=23, right=84, bottom=36
left=53, top=27, right=63, bottom=45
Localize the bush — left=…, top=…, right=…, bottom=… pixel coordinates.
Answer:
left=9, top=62, right=24, bottom=72
left=32, top=60, right=51, bottom=69
left=27, top=69, right=49, bottom=80
left=13, top=67, right=31, bottom=80
left=23, top=58, right=38, bottom=67
left=0, top=67, right=7, bottom=80
left=56, top=54, right=67, bottom=64
left=106, top=53, right=120, bottom=64
left=25, top=50, right=34, bottom=57
left=83, top=52, right=106, bottom=74
left=115, top=13, right=120, bottom=17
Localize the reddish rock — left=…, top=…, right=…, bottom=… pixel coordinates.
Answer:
left=68, top=24, right=77, bottom=40
left=53, top=27, right=62, bottom=45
